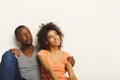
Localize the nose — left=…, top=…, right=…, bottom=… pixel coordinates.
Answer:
left=25, top=33, right=31, bottom=38
left=54, top=35, right=59, bottom=40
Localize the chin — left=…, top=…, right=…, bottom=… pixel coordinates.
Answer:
left=26, top=43, right=32, bottom=46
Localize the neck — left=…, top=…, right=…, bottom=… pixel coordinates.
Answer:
left=20, top=45, right=34, bottom=57
left=49, top=46, right=61, bottom=54
left=21, top=44, right=34, bottom=51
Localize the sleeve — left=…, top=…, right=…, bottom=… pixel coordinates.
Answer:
left=0, top=51, right=25, bottom=80
left=37, top=49, right=48, bottom=56
left=63, top=52, right=71, bottom=65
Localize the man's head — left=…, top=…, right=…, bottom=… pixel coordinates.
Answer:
left=15, top=25, right=33, bottom=46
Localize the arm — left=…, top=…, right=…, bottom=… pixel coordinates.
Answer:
left=9, top=48, right=20, bottom=59
left=66, top=62, right=78, bottom=80
left=37, top=54, right=59, bottom=80
left=0, top=51, right=25, bottom=80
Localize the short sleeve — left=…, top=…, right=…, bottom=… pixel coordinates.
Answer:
left=63, top=52, right=70, bottom=65
left=37, top=49, right=48, bottom=57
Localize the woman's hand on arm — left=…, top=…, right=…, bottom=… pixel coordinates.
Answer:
left=37, top=54, right=59, bottom=80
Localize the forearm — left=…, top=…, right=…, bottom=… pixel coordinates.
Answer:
left=48, top=69, right=59, bottom=80
left=70, top=75, right=78, bottom=80
left=66, top=63, right=78, bottom=80
left=69, top=71, right=77, bottom=80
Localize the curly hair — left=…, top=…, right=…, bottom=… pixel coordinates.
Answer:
left=37, top=22, right=64, bottom=50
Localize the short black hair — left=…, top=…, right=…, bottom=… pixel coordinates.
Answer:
left=14, top=25, right=26, bottom=37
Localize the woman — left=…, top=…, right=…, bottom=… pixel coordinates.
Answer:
left=37, top=22, right=77, bottom=80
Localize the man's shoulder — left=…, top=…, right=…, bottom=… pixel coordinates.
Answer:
left=2, top=50, right=13, bottom=57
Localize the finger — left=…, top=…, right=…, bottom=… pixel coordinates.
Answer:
left=11, top=50, right=15, bottom=54
left=67, top=56, right=70, bottom=61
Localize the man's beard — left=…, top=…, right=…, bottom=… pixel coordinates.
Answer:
left=23, top=43, right=32, bottom=47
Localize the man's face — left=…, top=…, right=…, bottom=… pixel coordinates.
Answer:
left=16, top=27, right=33, bottom=46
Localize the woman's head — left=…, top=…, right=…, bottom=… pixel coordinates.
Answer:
left=37, top=22, right=64, bottom=50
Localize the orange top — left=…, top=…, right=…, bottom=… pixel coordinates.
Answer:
left=38, top=50, right=70, bottom=80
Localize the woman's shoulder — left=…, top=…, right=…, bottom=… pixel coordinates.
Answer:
left=37, top=49, right=49, bottom=55
left=62, top=51, right=71, bottom=57
left=40, top=49, right=48, bottom=52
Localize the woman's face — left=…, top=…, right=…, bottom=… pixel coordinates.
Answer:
left=47, top=30, right=61, bottom=47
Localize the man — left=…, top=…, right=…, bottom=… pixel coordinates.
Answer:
left=0, top=25, right=75, bottom=80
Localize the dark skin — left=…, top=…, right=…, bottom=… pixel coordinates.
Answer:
left=67, top=56, right=75, bottom=66
left=16, top=27, right=34, bottom=58
left=10, top=26, right=75, bottom=66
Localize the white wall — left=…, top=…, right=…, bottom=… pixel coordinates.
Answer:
left=0, top=0, right=120, bottom=80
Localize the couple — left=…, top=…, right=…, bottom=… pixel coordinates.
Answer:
left=0, top=22, right=77, bottom=80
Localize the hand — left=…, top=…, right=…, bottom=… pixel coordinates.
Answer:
left=9, top=48, right=20, bottom=59
left=67, top=56, right=75, bottom=67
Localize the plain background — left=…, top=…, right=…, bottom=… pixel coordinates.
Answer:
left=0, top=0, right=120, bottom=80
